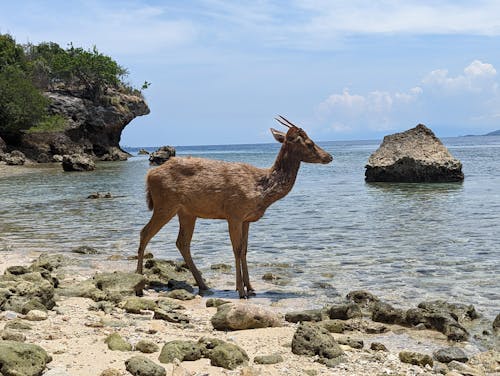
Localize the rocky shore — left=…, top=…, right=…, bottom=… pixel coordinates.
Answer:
left=0, top=86, right=149, bottom=168
left=0, top=251, right=498, bottom=376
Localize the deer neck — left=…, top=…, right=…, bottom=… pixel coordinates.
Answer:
left=261, top=144, right=301, bottom=205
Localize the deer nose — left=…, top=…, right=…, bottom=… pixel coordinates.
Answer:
left=323, top=154, right=333, bottom=164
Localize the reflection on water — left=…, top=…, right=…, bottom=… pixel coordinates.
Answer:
left=0, top=136, right=499, bottom=319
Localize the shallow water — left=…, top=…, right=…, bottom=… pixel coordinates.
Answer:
left=1, top=136, right=499, bottom=319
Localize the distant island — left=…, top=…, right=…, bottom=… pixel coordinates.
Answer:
left=485, top=129, right=500, bottom=136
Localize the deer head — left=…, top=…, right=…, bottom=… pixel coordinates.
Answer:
left=271, top=116, right=333, bottom=164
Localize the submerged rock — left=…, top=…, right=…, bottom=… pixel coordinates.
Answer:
left=211, top=303, right=282, bottom=331
left=0, top=340, right=52, bottom=376
left=365, top=124, right=464, bottom=182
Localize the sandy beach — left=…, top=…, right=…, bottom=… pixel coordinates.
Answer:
left=0, top=247, right=498, bottom=376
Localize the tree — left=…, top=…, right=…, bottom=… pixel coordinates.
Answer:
left=0, top=65, right=49, bottom=136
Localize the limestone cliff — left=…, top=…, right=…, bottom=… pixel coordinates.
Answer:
left=15, top=87, right=149, bottom=162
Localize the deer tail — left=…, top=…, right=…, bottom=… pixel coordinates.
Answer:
left=146, top=182, right=154, bottom=211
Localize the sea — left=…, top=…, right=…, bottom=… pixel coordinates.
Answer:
left=1, top=136, right=499, bottom=320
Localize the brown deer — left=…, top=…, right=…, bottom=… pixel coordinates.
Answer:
left=136, top=116, right=333, bottom=298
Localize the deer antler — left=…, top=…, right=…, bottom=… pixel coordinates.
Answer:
left=275, top=115, right=298, bottom=129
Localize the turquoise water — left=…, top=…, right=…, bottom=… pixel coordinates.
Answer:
left=1, top=136, right=499, bottom=318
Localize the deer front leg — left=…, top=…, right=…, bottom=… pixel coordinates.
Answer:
left=136, top=209, right=176, bottom=274
left=228, top=220, right=245, bottom=298
left=241, top=222, right=255, bottom=296
left=176, top=213, right=208, bottom=291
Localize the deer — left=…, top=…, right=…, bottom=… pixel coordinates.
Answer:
left=136, top=116, right=333, bottom=298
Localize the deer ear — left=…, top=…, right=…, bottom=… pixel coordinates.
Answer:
left=270, top=128, right=286, bottom=143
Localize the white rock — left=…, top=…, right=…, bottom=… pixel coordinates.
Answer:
left=25, top=309, right=48, bottom=321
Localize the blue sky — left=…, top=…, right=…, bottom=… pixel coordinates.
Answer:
left=2, top=1, right=500, bottom=146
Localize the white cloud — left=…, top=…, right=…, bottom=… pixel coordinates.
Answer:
left=317, top=60, right=500, bottom=135
left=423, top=60, right=497, bottom=93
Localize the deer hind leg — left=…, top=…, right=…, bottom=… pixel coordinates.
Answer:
left=240, top=222, right=255, bottom=296
left=228, top=220, right=246, bottom=298
left=176, top=211, right=208, bottom=291
left=136, top=207, right=177, bottom=274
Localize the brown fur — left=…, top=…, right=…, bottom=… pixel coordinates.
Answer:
left=136, top=124, right=333, bottom=298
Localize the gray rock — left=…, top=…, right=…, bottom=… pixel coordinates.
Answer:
left=433, top=347, right=468, bottom=363
left=0, top=329, right=26, bottom=342
left=104, top=333, right=132, bottom=351
left=205, top=298, right=230, bottom=308
left=346, top=290, right=380, bottom=306
left=370, top=342, right=388, bottom=351
left=166, top=289, right=195, bottom=301
left=4, top=150, right=26, bottom=166
left=211, top=303, right=282, bottom=331
left=336, top=337, right=363, bottom=349
left=125, top=355, right=166, bottom=376
left=158, top=340, right=203, bottom=363
left=285, top=309, right=324, bottom=323
left=62, top=154, right=95, bottom=171
left=371, top=301, right=406, bottom=324
left=149, top=146, right=176, bottom=165
left=328, top=303, right=362, bottom=320
left=198, top=337, right=249, bottom=370
left=448, top=360, right=483, bottom=376
left=0, top=340, right=52, bottom=376
left=93, top=271, right=147, bottom=302
left=71, top=246, right=100, bottom=254
left=405, top=300, right=472, bottom=341
left=120, top=297, right=158, bottom=313
left=253, top=354, right=284, bottom=364
left=135, top=340, right=159, bottom=354
left=153, top=309, right=189, bottom=324
left=399, top=350, right=433, bottom=367
left=493, top=313, right=500, bottom=331
left=365, top=124, right=464, bottom=182
left=291, top=322, right=344, bottom=361
left=319, top=319, right=345, bottom=333
left=210, top=263, right=231, bottom=272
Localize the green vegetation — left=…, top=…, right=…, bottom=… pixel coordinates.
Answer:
left=0, top=33, right=141, bottom=138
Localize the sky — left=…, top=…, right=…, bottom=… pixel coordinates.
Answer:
left=2, top=1, right=500, bottom=146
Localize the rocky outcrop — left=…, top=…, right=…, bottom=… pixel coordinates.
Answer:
left=10, top=87, right=149, bottom=163
left=149, top=146, right=176, bottom=165
left=62, top=154, right=95, bottom=171
left=365, top=124, right=464, bottom=182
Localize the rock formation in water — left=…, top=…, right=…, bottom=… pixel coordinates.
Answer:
left=365, top=124, right=464, bottom=182
left=2, top=87, right=149, bottom=163
left=149, top=145, right=176, bottom=165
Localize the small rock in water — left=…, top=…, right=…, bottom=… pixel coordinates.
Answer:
left=210, top=263, right=231, bottom=272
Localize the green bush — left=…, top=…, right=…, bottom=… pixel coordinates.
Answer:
left=0, top=65, right=49, bottom=134
left=26, top=115, right=67, bottom=133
